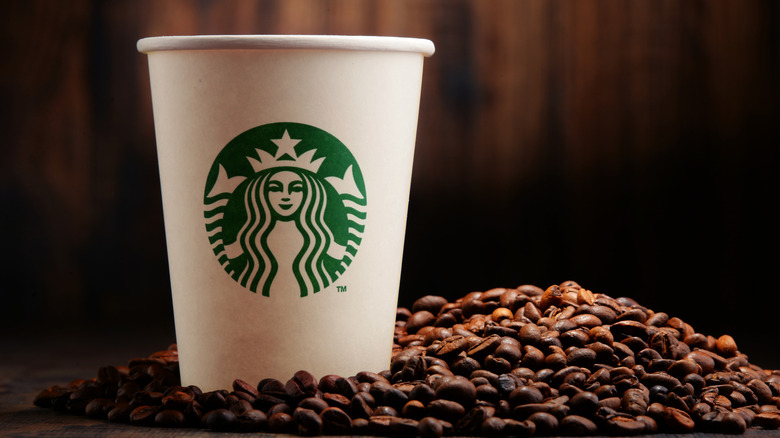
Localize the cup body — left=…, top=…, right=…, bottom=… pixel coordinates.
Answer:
left=138, top=35, right=433, bottom=390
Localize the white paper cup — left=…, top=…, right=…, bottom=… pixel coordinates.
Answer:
left=137, top=35, right=434, bottom=391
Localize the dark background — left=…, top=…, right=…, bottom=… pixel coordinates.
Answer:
left=1, top=1, right=778, bottom=367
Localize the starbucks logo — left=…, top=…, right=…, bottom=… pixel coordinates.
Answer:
left=204, top=123, right=366, bottom=297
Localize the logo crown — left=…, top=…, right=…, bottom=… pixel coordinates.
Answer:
left=247, top=130, right=325, bottom=174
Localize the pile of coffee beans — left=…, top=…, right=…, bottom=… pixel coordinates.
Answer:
left=35, top=281, right=780, bottom=436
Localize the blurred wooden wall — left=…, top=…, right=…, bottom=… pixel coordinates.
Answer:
left=1, top=0, right=778, bottom=364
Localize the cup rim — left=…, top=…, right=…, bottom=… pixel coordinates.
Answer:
left=137, top=34, right=435, bottom=56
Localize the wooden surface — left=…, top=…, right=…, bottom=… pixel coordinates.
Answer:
left=2, top=330, right=780, bottom=437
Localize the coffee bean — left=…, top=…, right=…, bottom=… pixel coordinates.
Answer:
left=201, top=408, right=237, bottom=431
left=84, top=398, right=115, bottom=419
left=413, top=295, right=448, bottom=314
left=299, top=396, right=330, bottom=413
left=161, top=389, right=193, bottom=410
left=426, top=399, right=465, bottom=423
left=285, top=370, right=318, bottom=401
left=417, top=416, right=444, bottom=438
left=226, top=409, right=262, bottom=432
left=267, top=412, right=296, bottom=434
left=154, top=409, right=185, bottom=427
left=400, top=399, right=426, bottom=419
left=748, top=378, right=774, bottom=404
left=293, top=407, right=323, bottom=436
left=716, top=334, right=739, bottom=357
left=540, top=285, right=564, bottom=311
left=754, top=412, right=780, bottom=429
left=559, top=414, right=598, bottom=435
left=232, top=378, right=259, bottom=398
left=433, top=376, right=476, bottom=407
left=318, top=407, right=351, bottom=434
left=406, top=310, right=437, bottom=334
left=611, top=320, right=648, bottom=341
left=456, top=405, right=494, bottom=433
left=129, top=405, right=159, bottom=426
left=494, top=342, right=522, bottom=364
left=604, top=414, right=647, bottom=435
left=479, top=416, right=506, bottom=436
left=267, top=402, right=293, bottom=417
left=663, top=406, right=695, bottom=432
left=349, top=393, right=374, bottom=419
left=107, top=402, right=133, bottom=423
left=569, top=390, right=599, bottom=416
left=527, top=411, right=558, bottom=435
left=622, top=388, right=648, bottom=416
left=567, top=347, right=597, bottom=367
left=508, top=385, right=543, bottom=406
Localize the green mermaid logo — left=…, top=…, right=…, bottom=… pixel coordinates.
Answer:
left=203, top=123, right=366, bottom=297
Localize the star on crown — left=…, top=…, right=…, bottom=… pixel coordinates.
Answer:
left=247, top=130, right=325, bottom=174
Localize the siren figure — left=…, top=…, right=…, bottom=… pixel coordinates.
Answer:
left=224, top=167, right=346, bottom=297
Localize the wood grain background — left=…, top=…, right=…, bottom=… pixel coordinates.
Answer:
left=1, top=1, right=778, bottom=366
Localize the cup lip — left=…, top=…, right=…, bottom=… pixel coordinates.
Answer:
left=137, top=34, right=435, bottom=57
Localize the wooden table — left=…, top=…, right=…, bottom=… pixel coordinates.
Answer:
left=2, top=328, right=778, bottom=437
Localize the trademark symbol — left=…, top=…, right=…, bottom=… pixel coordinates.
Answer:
left=337, top=286, right=347, bottom=292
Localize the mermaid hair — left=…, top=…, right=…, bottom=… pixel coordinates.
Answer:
left=236, top=168, right=336, bottom=297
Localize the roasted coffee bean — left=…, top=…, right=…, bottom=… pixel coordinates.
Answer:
left=413, top=295, right=448, bottom=314
left=417, top=416, right=444, bottom=438
left=540, top=285, right=564, bottom=311
left=748, top=378, right=774, bottom=404
left=406, top=310, right=437, bottom=333
left=161, top=389, right=193, bottom=410
left=349, top=393, right=374, bottom=419
left=107, top=402, right=132, bottom=423
left=370, top=405, right=396, bottom=417
left=569, top=390, right=599, bottom=416
left=559, top=414, right=598, bottom=435
left=387, top=417, right=419, bottom=435
left=604, top=414, right=647, bottom=435
left=365, top=415, right=394, bottom=435
left=268, top=402, right=293, bottom=417
left=201, top=408, right=237, bottom=431
left=527, top=411, right=558, bottom=435
left=476, top=416, right=505, bottom=436
left=622, top=388, right=648, bottom=416
left=293, top=407, right=323, bottom=436
left=129, top=405, right=159, bottom=426
left=318, top=393, right=347, bottom=411
left=263, top=412, right=294, bottom=434
left=567, top=348, right=597, bottom=367
left=317, top=374, right=340, bottom=394
left=285, top=370, right=318, bottom=401
left=754, top=411, right=780, bottom=429
left=154, top=409, right=185, bottom=427
left=400, top=399, right=425, bottom=419
left=320, top=407, right=352, bottom=434
left=232, top=379, right=259, bottom=398
left=663, top=406, right=695, bottom=432
left=434, top=376, right=476, bottom=407
left=456, top=405, right=494, bottom=433
left=716, top=334, right=739, bottom=357
left=508, top=385, right=544, bottom=406
left=83, top=398, right=114, bottom=419
left=201, top=390, right=227, bottom=411
left=426, top=399, right=465, bottom=423
left=236, top=409, right=267, bottom=432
